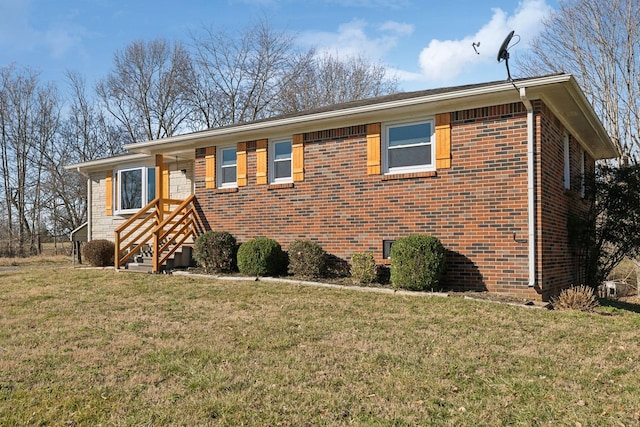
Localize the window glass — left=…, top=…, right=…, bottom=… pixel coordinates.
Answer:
left=273, top=140, right=292, bottom=181
left=388, top=123, right=431, bottom=147
left=389, top=145, right=431, bottom=168
left=220, top=147, right=237, bottom=186
left=120, top=169, right=142, bottom=210
left=386, top=121, right=434, bottom=172
left=563, top=133, right=571, bottom=189
left=147, top=167, right=156, bottom=203
left=116, top=166, right=155, bottom=213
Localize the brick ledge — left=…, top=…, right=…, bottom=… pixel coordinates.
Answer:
left=214, top=187, right=239, bottom=194
left=268, top=183, right=295, bottom=190
left=382, top=171, right=437, bottom=180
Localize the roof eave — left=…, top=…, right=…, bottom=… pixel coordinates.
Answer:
left=64, top=153, right=152, bottom=173
left=117, top=74, right=614, bottom=162
left=124, top=76, right=572, bottom=156
left=529, top=76, right=618, bottom=160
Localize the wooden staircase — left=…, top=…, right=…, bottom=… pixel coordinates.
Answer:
left=114, top=195, right=204, bottom=273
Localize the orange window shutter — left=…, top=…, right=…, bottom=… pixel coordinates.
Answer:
left=292, top=134, right=304, bottom=182
left=366, top=123, right=381, bottom=175
left=435, top=113, right=452, bottom=169
left=105, top=171, right=113, bottom=215
left=237, top=142, right=247, bottom=187
left=256, top=139, right=268, bottom=185
left=205, top=146, right=216, bottom=189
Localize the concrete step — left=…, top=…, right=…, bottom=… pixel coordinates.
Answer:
left=124, top=246, right=194, bottom=272
left=125, top=262, right=154, bottom=273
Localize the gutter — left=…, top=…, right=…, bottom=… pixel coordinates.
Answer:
left=519, top=88, right=536, bottom=288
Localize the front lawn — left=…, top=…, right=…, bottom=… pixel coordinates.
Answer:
left=1, top=267, right=639, bottom=425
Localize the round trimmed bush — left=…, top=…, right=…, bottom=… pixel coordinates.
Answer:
left=390, top=235, right=446, bottom=291
left=83, top=239, right=115, bottom=267
left=193, top=230, right=237, bottom=273
left=350, top=252, right=377, bottom=285
left=237, top=237, right=287, bottom=277
left=288, top=239, right=327, bottom=279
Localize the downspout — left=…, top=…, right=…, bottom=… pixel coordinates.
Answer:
left=76, top=168, right=92, bottom=242
left=519, top=87, right=536, bottom=288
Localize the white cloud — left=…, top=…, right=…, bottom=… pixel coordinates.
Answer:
left=417, top=0, right=552, bottom=82
left=299, top=19, right=413, bottom=60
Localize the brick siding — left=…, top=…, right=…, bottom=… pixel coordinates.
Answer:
left=193, top=101, right=592, bottom=301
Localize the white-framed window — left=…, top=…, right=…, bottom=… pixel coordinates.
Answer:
left=115, top=166, right=156, bottom=214
left=384, top=119, right=435, bottom=174
left=270, top=139, right=292, bottom=183
left=580, top=148, right=586, bottom=197
left=563, top=133, right=571, bottom=190
left=218, top=146, right=237, bottom=188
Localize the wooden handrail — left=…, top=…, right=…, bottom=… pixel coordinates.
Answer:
left=152, top=195, right=197, bottom=272
left=115, top=194, right=202, bottom=272
left=154, top=195, right=195, bottom=231
left=114, top=198, right=160, bottom=233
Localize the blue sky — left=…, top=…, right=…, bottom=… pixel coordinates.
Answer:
left=0, top=0, right=557, bottom=97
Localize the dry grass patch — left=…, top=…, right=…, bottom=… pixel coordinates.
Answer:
left=1, top=267, right=640, bottom=425
left=0, top=253, right=70, bottom=267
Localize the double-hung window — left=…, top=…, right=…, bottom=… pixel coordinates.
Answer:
left=384, top=120, right=435, bottom=174
left=218, top=146, right=237, bottom=188
left=116, top=166, right=156, bottom=213
left=563, top=133, right=571, bottom=190
left=270, top=139, right=292, bottom=183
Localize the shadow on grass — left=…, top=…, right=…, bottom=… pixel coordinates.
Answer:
left=598, top=298, right=640, bottom=314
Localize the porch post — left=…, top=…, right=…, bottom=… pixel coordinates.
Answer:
left=154, top=154, right=163, bottom=273
left=155, top=155, right=164, bottom=220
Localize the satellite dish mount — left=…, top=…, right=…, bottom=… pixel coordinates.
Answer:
left=497, top=30, right=516, bottom=82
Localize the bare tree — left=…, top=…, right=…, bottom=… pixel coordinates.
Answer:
left=278, top=52, right=399, bottom=114
left=45, top=71, right=126, bottom=240
left=515, top=0, right=640, bottom=162
left=189, top=19, right=309, bottom=128
left=96, top=38, right=194, bottom=144
left=0, top=64, right=60, bottom=256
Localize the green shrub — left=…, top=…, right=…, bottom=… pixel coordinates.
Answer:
left=390, top=235, right=446, bottom=291
left=83, top=239, right=115, bottom=267
left=551, top=285, right=600, bottom=312
left=288, top=239, right=327, bottom=279
left=350, top=252, right=377, bottom=285
left=237, top=237, right=287, bottom=277
left=193, top=231, right=237, bottom=273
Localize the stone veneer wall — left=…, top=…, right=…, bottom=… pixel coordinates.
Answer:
left=90, top=159, right=194, bottom=240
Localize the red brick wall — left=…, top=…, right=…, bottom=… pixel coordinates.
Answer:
left=193, top=101, right=588, bottom=300
left=536, top=101, right=594, bottom=300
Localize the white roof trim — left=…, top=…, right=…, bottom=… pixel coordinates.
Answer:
left=125, top=75, right=576, bottom=154
left=64, top=153, right=152, bottom=172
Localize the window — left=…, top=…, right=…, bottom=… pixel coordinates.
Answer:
left=270, top=139, right=292, bottom=183
left=385, top=120, right=435, bottom=173
left=383, top=240, right=395, bottom=259
left=580, top=148, right=586, bottom=197
left=218, top=146, right=237, bottom=188
left=563, top=133, right=571, bottom=190
left=116, top=167, right=155, bottom=213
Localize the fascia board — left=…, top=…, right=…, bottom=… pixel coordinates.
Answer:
left=124, top=80, right=557, bottom=155
left=120, top=74, right=616, bottom=160
left=64, top=153, right=152, bottom=172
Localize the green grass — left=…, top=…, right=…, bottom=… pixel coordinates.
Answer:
left=1, top=267, right=640, bottom=425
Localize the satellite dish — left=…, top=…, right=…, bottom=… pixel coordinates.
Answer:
left=497, top=30, right=516, bottom=81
